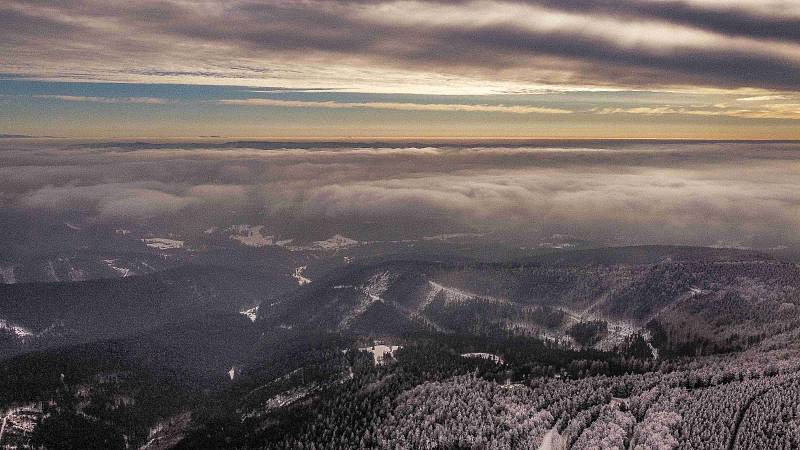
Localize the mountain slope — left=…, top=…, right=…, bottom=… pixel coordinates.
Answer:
left=259, top=246, right=800, bottom=355
left=0, top=266, right=286, bottom=359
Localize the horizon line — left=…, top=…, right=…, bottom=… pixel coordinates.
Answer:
left=3, top=135, right=800, bottom=143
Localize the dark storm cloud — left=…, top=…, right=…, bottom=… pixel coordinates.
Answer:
left=417, top=25, right=800, bottom=91
left=400, top=0, right=800, bottom=43
left=545, top=0, right=800, bottom=43
left=2, top=141, right=800, bottom=246
left=3, top=0, right=800, bottom=92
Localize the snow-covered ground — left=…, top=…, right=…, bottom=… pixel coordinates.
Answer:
left=461, top=352, right=505, bottom=364
left=537, top=426, right=562, bottom=450
left=593, top=319, right=641, bottom=352
left=263, top=386, right=316, bottom=411
left=227, top=224, right=274, bottom=247
left=538, top=242, right=576, bottom=249
left=426, top=281, right=510, bottom=306
left=286, top=234, right=360, bottom=252
left=0, top=404, right=41, bottom=447
left=225, top=225, right=356, bottom=251
left=422, top=233, right=484, bottom=241
left=141, top=412, right=192, bottom=450
left=240, top=306, right=259, bottom=322
left=360, top=344, right=403, bottom=365
left=0, top=318, right=33, bottom=339
left=311, top=234, right=359, bottom=250
left=102, top=259, right=134, bottom=277
left=142, top=238, right=185, bottom=250
left=293, top=266, right=311, bottom=285
left=338, top=271, right=392, bottom=330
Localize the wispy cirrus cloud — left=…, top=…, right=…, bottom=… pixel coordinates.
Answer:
left=594, top=104, right=800, bottom=120
left=736, top=95, right=793, bottom=102
left=218, top=98, right=573, bottom=114
left=32, top=95, right=174, bottom=105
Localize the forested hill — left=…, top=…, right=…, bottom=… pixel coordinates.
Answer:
left=4, top=246, right=800, bottom=449
left=261, top=246, right=800, bottom=356
left=0, top=266, right=281, bottom=359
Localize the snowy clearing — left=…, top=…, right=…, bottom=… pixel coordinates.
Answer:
left=461, top=352, right=505, bottom=364
left=240, top=306, right=259, bottom=322
left=102, top=259, right=134, bottom=277
left=227, top=224, right=274, bottom=247
left=0, top=319, right=33, bottom=338
left=142, top=238, right=185, bottom=250
left=426, top=281, right=511, bottom=306
left=360, top=345, right=403, bottom=365
left=293, top=266, right=311, bottom=285
left=287, top=234, right=360, bottom=251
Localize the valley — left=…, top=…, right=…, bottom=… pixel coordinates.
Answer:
left=3, top=245, right=800, bottom=448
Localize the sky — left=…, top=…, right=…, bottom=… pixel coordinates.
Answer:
left=2, top=0, right=800, bottom=138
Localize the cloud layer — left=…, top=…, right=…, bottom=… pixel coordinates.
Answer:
left=2, top=140, right=800, bottom=247
left=3, top=0, right=800, bottom=93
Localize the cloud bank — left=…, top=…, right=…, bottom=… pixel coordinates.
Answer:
left=2, top=140, right=800, bottom=247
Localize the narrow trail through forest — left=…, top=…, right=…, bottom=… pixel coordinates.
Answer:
left=726, top=378, right=796, bottom=450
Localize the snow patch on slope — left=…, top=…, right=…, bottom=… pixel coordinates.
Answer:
left=0, top=404, right=41, bottom=446
left=360, top=344, right=402, bottom=365
left=425, top=281, right=511, bottom=306
left=287, top=234, right=359, bottom=252
left=228, top=225, right=274, bottom=247
left=461, top=352, right=504, bottom=364
left=293, top=266, right=311, bottom=285
left=240, top=306, right=259, bottom=322
left=338, top=271, right=392, bottom=330
left=0, top=319, right=33, bottom=339
left=141, top=412, right=192, bottom=450
left=142, top=238, right=185, bottom=250
left=102, top=259, right=134, bottom=277
left=263, top=386, right=315, bottom=411
left=423, top=233, right=484, bottom=241
left=312, top=234, right=359, bottom=250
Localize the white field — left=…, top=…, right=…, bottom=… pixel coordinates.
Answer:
left=360, top=344, right=403, bottom=365
left=142, top=238, right=185, bottom=250
left=227, top=225, right=274, bottom=247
